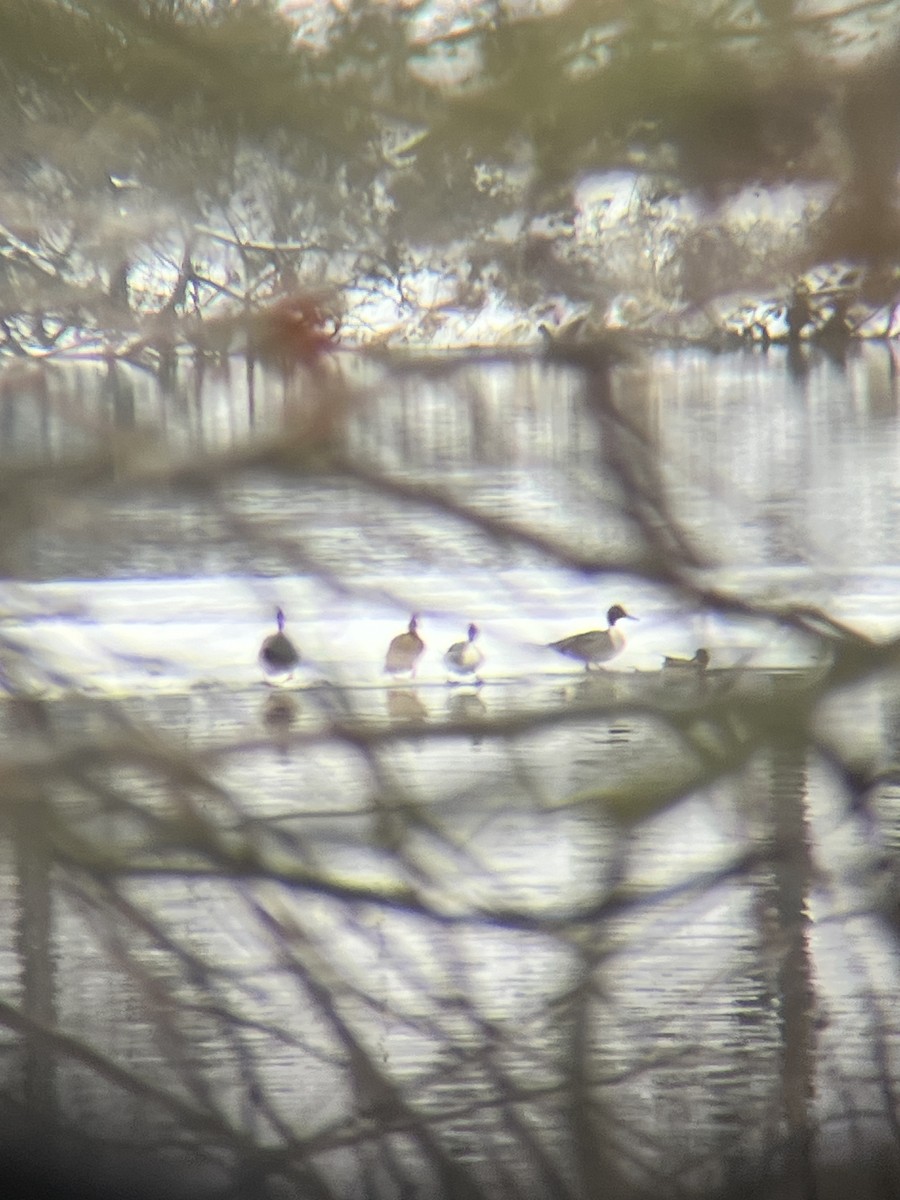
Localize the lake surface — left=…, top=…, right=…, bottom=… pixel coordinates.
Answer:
left=1, top=342, right=899, bottom=1198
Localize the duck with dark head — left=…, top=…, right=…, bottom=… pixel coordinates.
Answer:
left=444, top=623, right=485, bottom=684
left=385, top=614, right=425, bottom=679
left=259, top=607, right=300, bottom=677
left=662, top=648, right=710, bottom=671
left=548, top=604, right=637, bottom=670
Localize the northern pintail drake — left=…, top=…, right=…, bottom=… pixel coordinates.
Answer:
left=662, top=648, right=710, bottom=671
left=444, top=623, right=485, bottom=683
left=548, top=604, right=636, bottom=670
left=385, top=614, right=425, bottom=678
left=259, top=607, right=300, bottom=675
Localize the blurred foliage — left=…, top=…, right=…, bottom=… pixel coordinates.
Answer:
left=0, top=0, right=899, bottom=351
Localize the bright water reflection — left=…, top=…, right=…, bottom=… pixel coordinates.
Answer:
left=1, top=345, right=900, bottom=1197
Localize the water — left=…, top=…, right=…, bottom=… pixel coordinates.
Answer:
left=2, top=343, right=900, bottom=1197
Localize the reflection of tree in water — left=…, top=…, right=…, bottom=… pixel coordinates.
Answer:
left=0, top=343, right=898, bottom=1198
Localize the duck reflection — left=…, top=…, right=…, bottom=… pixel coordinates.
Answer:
left=261, top=690, right=300, bottom=759
left=446, top=688, right=487, bottom=722
left=262, top=690, right=299, bottom=728
left=566, top=670, right=619, bottom=705
left=386, top=688, right=428, bottom=723
left=446, top=688, right=487, bottom=745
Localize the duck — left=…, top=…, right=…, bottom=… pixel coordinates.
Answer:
left=548, top=604, right=636, bottom=670
left=259, top=607, right=300, bottom=676
left=444, top=623, right=485, bottom=684
left=662, top=648, right=710, bottom=671
left=384, top=614, right=425, bottom=678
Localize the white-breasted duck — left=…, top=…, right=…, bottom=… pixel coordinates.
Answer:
left=548, top=604, right=636, bottom=670
left=444, top=623, right=484, bottom=683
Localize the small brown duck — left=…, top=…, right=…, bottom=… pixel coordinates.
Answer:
left=384, top=614, right=425, bottom=678
left=259, top=607, right=300, bottom=676
left=662, top=648, right=710, bottom=671
left=444, top=623, right=485, bottom=683
left=548, top=604, right=636, bottom=670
